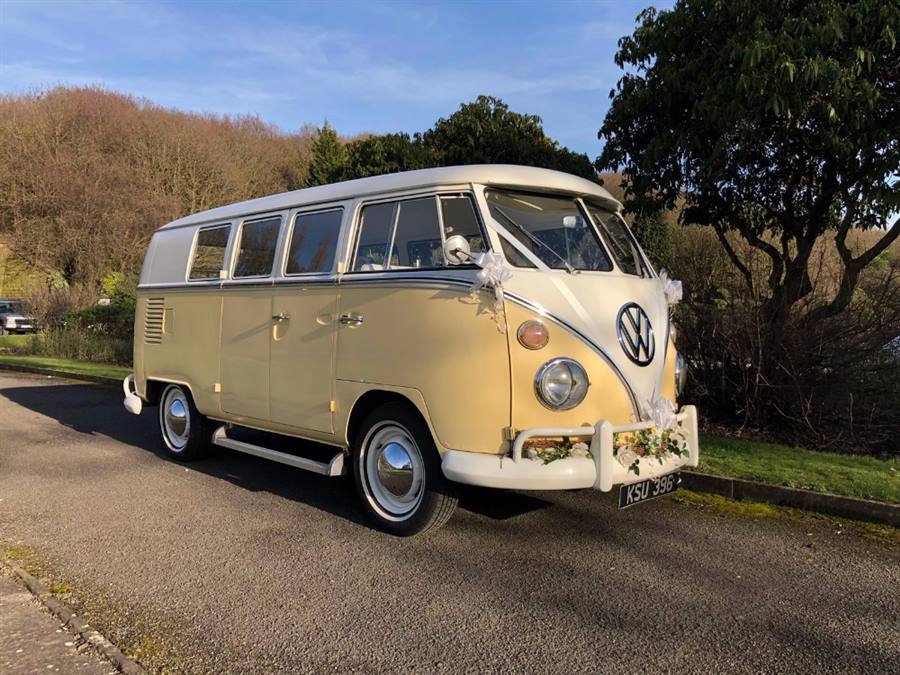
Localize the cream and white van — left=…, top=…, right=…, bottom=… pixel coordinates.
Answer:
left=124, top=165, right=699, bottom=535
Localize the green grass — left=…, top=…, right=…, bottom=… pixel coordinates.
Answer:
left=699, top=433, right=899, bottom=504
left=0, top=354, right=130, bottom=380
left=0, top=334, right=32, bottom=350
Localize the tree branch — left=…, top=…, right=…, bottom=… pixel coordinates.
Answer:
left=712, top=222, right=754, bottom=295
left=808, top=216, right=900, bottom=322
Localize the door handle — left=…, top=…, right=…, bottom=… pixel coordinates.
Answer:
left=272, top=312, right=290, bottom=322
left=339, top=313, right=364, bottom=326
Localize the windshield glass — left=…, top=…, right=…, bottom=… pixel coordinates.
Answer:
left=584, top=203, right=652, bottom=277
left=484, top=190, right=612, bottom=272
left=0, top=301, right=28, bottom=314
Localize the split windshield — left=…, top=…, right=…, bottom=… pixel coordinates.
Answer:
left=484, top=189, right=651, bottom=277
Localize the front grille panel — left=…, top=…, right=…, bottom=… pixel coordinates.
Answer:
left=144, top=298, right=164, bottom=344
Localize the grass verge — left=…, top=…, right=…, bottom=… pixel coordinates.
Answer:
left=698, top=433, right=899, bottom=504
left=673, top=489, right=899, bottom=545
left=0, top=354, right=130, bottom=380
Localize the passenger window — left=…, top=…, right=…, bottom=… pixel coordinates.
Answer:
left=234, top=216, right=281, bottom=278
left=440, top=195, right=485, bottom=259
left=285, top=209, right=342, bottom=275
left=352, top=202, right=396, bottom=271
left=389, top=197, right=443, bottom=269
left=189, top=225, right=230, bottom=280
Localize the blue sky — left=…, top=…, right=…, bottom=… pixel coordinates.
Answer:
left=0, top=0, right=672, bottom=158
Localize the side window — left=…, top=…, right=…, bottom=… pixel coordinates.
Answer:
left=189, top=225, right=230, bottom=280
left=388, top=197, right=442, bottom=269
left=234, top=216, right=281, bottom=278
left=285, top=209, right=343, bottom=275
left=352, top=202, right=396, bottom=271
left=440, top=195, right=485, bottom=258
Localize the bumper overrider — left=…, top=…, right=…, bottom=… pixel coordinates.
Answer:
left=441, top=405, right=699, bottom=491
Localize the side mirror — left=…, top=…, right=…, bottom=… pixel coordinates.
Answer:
left=443, top=235, right=472, bottom=265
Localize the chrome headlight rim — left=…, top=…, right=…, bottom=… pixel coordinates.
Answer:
left=534, top=357, right=590, bottom=411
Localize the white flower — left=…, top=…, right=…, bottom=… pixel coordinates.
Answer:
left=526, top=447, right=541, bottom=461
left=616, top=448, right=639, bottom=468
left=570, top=442, right=590, bottom=457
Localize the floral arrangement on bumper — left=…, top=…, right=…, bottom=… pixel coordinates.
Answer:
left=614, top=395, right=689, bottom=476
left=525, top=436, right=592, bottom=464
left=613, top=427, right=688, bottom=476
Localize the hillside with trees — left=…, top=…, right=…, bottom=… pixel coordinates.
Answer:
left=0, top=87, right=313, bottom=305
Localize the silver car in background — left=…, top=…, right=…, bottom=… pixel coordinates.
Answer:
left=0, top=299, right=36, bottom=335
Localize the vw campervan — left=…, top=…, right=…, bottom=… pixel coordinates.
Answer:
left=124, top=165, right=698, bottom=535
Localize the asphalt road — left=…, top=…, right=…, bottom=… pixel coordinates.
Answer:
left=0, top=372, right=897, bottom=673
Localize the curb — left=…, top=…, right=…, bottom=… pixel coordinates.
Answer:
left=2, top=562, right=144, bottom=675
left=0, top=363, right=121, bottom=387
left=682, top=471, right=898, bottom=528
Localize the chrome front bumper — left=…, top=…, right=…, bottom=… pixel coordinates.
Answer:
left=441, top=405, right=700, bottom=492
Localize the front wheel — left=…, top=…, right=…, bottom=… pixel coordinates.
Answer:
left=352, top=402, right=458, bottom=536
left=158, top=384, right=213, bottom=461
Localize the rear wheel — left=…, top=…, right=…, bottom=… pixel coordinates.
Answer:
left=158, top=384, right=213, bottom=461
left=352, top=402, right=457, bottom=536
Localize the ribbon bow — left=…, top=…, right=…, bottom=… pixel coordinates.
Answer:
left=470, top=252, right=513, bottom=332
left=641, top=394, right=678, bottom=431
left=659, top=268, right=683, bottom=306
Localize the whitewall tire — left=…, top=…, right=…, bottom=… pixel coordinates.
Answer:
left=352, top=402, right=457, bottom=536
left=158, top=384, right=212, bottom=461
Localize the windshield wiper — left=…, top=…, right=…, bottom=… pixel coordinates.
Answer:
left=493, top=206, right=578, bottom=274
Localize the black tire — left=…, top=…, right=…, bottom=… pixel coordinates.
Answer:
left=352, top=401, right=458, bottom=536
left=157, top=383, right=213, bottom=461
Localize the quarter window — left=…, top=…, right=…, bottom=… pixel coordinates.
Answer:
left=352, top=202, right=396, bottom=271
left=285, top=209, right=343, bottom=275
left=234, top=216, right=281, bottom=278
left=440, top=195, right=485, bottom=257
left=189, top=225, right=230, bottom=280
left=388, top=197, right=442, bottom=269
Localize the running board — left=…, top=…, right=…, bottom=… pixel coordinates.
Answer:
left=211, top=426, right=345, bottom=477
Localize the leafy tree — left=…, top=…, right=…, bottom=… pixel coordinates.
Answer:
left=344, top=133, right=437, bottom=179
left=306, top=121, right=347, bottom=186
left=424, top=95, right=596, bottom=180
left=598, top=0, right=899, bottom=324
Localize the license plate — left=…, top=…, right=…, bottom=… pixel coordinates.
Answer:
left=618, top=472, right=681, bottom=509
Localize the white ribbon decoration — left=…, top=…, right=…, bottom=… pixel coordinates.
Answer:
left=470, top=251, right=513, bottom=332
left=641, top=394, right=679, bottom=431
left=470, top=251, right=512, bottom=294
left=659, top=268, right=683, bottom=306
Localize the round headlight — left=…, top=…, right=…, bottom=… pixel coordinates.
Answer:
left=675, top=352, right=687, bottom=395
left=535, top=358, right=590, bottom=410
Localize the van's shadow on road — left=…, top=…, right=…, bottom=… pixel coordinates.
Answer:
left=2, top=380, right=552, bottom=529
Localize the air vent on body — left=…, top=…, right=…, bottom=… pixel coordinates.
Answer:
left=144, top=297, right=165, bottom=344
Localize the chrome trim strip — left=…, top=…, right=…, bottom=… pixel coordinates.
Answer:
left=137, top=271, right=642, bottom=416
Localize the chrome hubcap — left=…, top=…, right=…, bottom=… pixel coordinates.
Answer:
left=376, top=442, right=414, bottom=496
left=160, top=387, right=191, bottom=451
left=362, top=423, right=424, bottom=521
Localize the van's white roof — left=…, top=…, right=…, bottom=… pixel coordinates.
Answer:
left=160, top=164, right=621, bottom=230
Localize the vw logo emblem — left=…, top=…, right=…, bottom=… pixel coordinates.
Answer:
left=616, top=303, right=655, bottom=366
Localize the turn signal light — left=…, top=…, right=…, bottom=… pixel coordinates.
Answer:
left=517, top=320, right=549, bottom=350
